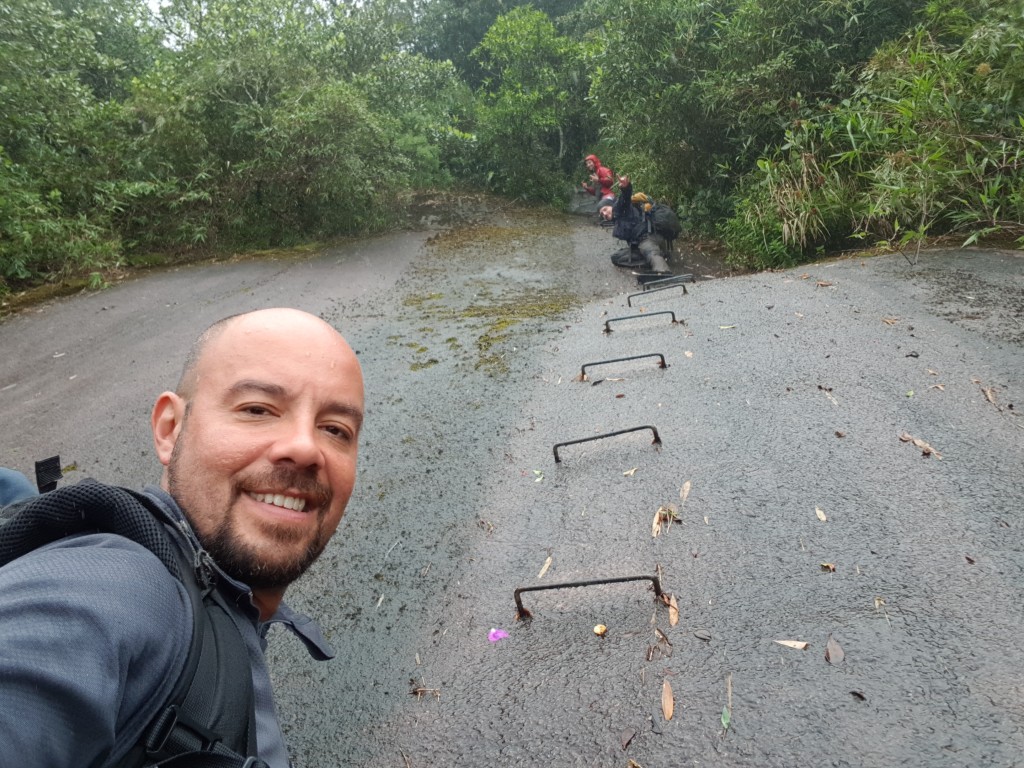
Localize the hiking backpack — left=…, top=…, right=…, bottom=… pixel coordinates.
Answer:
left=648, top=202, right=681, bottom=240
left=0, top=480, right=264, bottom=768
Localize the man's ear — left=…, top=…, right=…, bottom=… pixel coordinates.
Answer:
left=152, top=391, right=186, bottom=467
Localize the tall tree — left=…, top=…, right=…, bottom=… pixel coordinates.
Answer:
left=417, top=0, right=581, bottom=87
left=473, top=6, right=588, bottom=199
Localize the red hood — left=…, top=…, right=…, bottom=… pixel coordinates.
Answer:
left=585, top=154, right=603, bottom=169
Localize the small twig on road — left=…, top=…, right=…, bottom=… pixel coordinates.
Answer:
left=875, top=596, right=892, bottom=630
left=976, top=379, right=1023, bottom=431
left=409, top=677, right=441, bottom=701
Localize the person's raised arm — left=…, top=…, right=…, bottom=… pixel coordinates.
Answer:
left=614, top=175, right=633, bottom=217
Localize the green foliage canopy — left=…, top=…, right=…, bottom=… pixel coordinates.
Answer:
left=1, top=0, right=1020, bottom=290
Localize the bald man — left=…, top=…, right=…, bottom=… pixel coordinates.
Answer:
left=0, top=309, right=364, bottom=768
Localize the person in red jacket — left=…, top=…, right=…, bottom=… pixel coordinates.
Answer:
left=581, top=154, right=615, bottom=204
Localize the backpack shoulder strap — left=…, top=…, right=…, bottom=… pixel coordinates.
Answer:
left=126, top=492, right=261, bottom=767
left=0, top=481, right=184, bottom=577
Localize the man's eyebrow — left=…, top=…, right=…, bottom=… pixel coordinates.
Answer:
left=227, top=380, right=287, bottom=399
left=324, top=401, right=364, bottom=428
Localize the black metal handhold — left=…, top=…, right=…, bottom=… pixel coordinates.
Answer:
left=580, top=354, right=667, bottom=380
left=627, top=282, right=688, bottom=306
left=553, top=425, right=661, bottom=463
left=603, top=311, right=680, bottom=333
left=643, top=274, right=694, bottom=291
left=515, top=574, right=664, bottom=619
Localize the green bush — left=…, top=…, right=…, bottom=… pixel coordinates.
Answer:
left=730, top=0, right=1024, bottom=262
left=0, top=151, right=120, bottom=288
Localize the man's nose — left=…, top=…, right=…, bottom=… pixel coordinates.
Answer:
left=267, top=419, right=324, bottom=469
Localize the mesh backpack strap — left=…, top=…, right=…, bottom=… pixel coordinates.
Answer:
left=0, top=482, right=183, bottom=579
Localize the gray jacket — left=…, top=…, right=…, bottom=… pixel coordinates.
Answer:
left=0, top=485, right=335, bottom=768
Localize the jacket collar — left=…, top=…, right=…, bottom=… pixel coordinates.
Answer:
left=142, top=484, right=336, bottom=660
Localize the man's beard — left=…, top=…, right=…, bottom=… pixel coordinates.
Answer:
left=199, top=488, right=327, bottom=590
left=168, top=438, right=334, bottom=590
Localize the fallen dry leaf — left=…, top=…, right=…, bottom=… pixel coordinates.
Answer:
left=825, top=634, right=845, bottom=665
left=981, top=386, right=997, bottom=405
left=537, top=556, right=552, bottom=580
left=930, top=384, right=945, bottom=391
left=835, top=430, right=846, bottom=438
left=623, top=467, right=638, bottom=477
left=662, top=680, right=675, bottom=721
left=775, top=639, right=809, bottom=650
left=850, top=690, right=867, bottom=701
left=684, top=350, right=694, bottom=358
left=652, top=504, right=679, bottom=537
left=815, top=507, right=828, bottom=522
left=820, top=562, right=836, bottom=572
left=719, top=325, right=736, bottom=330
left=680, top=480, right=692, bottom=504
left=794, top=312, right=804, bottom=318
left=621, top=729, right=636, bottom=751
left=882, top=317, right=900, bottom=325
left=668, top=594, right=680, bottom=626
left=898, top=431, right=943, bottom=459
left=927, top=368, right=939, bottom=376
left=815, top=280, right=833, bottom=288
left=800, top=273, right=810, bottom=279
left=965, top=555, right=976, bottom=565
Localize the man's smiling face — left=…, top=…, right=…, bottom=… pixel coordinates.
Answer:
left=154, top=309, right=364, bottom=590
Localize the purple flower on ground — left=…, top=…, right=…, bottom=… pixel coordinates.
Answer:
left=488, top=628, right=509, bottom=643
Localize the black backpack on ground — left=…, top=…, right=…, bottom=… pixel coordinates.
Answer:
left=0, top=481, right=265, bottom=768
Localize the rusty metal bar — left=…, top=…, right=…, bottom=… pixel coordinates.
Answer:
left=515, top=574, right=664, bottom=619
left=553, top=425, right=661, bottom=463
left=603, top=312, right=679, bottom=334
left=627, top=282, right=688, bottom=306
left=580, top=354, right=667, bottom=380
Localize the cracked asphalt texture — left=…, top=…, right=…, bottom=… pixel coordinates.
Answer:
left=1, top=204, right=1022, bottom=767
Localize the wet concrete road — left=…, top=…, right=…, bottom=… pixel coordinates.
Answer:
left=1, top=208, right=1022, bottom=767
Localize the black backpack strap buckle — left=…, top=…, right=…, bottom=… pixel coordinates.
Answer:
left=145, top=704, right=222, bottom=755
left=34, top=456, right=62, bottom=493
